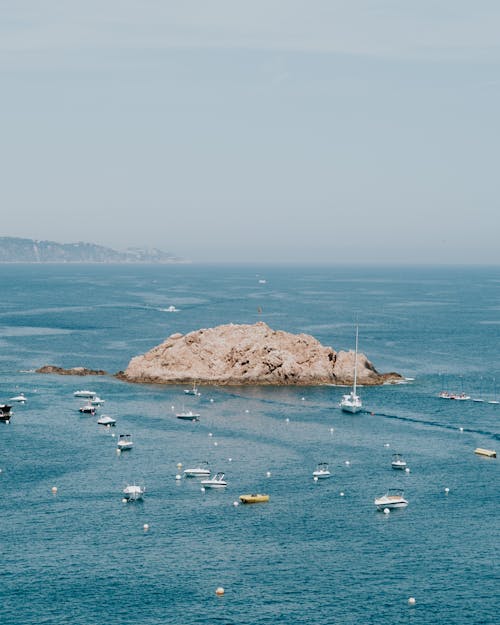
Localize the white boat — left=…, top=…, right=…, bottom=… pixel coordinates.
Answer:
left=313, top=462, right=331, bottom=479
left=391, top=454, right=407, bottom=470
left=90, top=396, right=105, bottom=406
left=184, top=383, right=201, bottom=396
left=122, top=484, right=145, bottom=501
left=183, top=462, right=210, bottom=478
left=439, top=391, right=470, bottom=400
left=0, top=404, right=12, bottom=423
left=200, top=472, right=228, bottom=489
left=117, top=433, right=134, bottom=451
left=176, top=410, right=200, bottom=421
left=164, top=305, right=179, bottom=312
left=374, top=488, right=408, bottom=510
left=9, top=393, right=27, bottom=402
left=340, top=324, right=363, bottom=414
left=79, top=403, right=96, bottom=414
left=73, top=390, right=96, bottom=398
left=97, top=414, right=116, bottom=427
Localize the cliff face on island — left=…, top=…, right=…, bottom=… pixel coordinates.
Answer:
left=120, top=322, right=403, bottom=386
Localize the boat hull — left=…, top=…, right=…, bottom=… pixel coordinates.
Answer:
left=239, top=494, right=270, bottom=504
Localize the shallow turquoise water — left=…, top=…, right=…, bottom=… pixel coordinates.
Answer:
left=0, top=264, right=498, bottom=624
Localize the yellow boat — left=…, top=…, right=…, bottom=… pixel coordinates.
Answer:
left=474, top=448, right=496, bottom=458
left=239, top=494, right=270, bottom=504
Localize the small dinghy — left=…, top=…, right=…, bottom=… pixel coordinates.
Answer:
left=9, top=393, right=27, bottom=403
left=176, top=410, right=200, bottom=421
left=239, top=494, right=270, bottom=504
left=73, top=390, right=96, bottom=398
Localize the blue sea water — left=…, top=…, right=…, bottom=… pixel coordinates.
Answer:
left=0, top=263, right=498, bottom=625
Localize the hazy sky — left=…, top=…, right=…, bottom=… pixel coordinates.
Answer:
left=1, top=1, right=499, bottom=263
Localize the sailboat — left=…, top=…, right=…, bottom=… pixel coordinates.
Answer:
left=340, top=324, right=363, bottom=414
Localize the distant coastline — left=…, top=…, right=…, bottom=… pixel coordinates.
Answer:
left=0, top=236, right=187, bottom=264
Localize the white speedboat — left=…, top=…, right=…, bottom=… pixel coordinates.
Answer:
left=184, top=383, right=201, bottom=396
left=313, top=462, right=331, bottom=479
left=164, top=305, right=179, bottom=312
left=200, top=472, right=227, bottom=489
left=73, top=390, right=96, bottom=398
left=117, top=433, right=134, bottom=451
left=9, top=393, right=27, bottom=402
left=176, top=410, right=200, bottom=421
left=90, top=396, right=105, bottom=406
left=340, top=324, right=363, bottom=414
left=122, top=484, right=145, bottom=501
left=97, top=414, right=116, bottom=427
left=374, top=488, right=408, bottom=510
left=391, top=454, right=407, bottom=470
left=184, top=462, right=210, bottom=478
left=79, top=403, right=96, bottom=414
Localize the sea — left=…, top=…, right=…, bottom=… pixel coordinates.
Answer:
left=0, top=263, right=498, bottom=625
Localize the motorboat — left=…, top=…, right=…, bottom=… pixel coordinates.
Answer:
left=312, top=462, right=331, bottom=479
left=340, top=324, right=363, bottom=414
left=97, top=414, right=116, bottom=427
left=183, top=462, right=210, bottom=478
left=122, top=484, right=145, bottom=501
left=117, top=433, right=134, bottom=451
left=9, top=393, right=27, bottom=402
left=0, top=404, right=12, bottom=423
left=184, top=383, right=201, bottom=396
left=79, top=403, right=96, bottom=414
left=90, top=396, right=105, bottom=406
left=391, top=454, right=407, bottom=470
left=73, top=390, right=96, bottom=398
left=374, top=488, right=408, bottom=510
left=164, top=305, right=179, bottom=312
left=239, top=494, right=270, bottom=504
left=176, top=410, right=200, bottom=421
left=200, top=472, right=227, bottom=489
left=438, top=391, right=470, bottom=400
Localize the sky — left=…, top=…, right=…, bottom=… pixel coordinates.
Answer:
left=1, top=1, right=499, bottom=264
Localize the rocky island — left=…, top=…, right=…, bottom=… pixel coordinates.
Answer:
left=119, top=322, right=403, bottom=386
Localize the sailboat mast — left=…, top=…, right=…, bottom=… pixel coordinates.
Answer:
left=353, top=324, right=358, bottom=395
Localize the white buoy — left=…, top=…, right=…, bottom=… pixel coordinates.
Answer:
left=143, top=523, right=149, bottom=531
left=210, top=398, right=214, bottom=403
left=245, top=409, right=249, bottom=413
left=330, top=427, right=334, bottom=433
left=340, top=492, right=344, bottom=497
left=177, top=462, right=182, bottom=469
left=384, top=443, right=390, bottom=447
left=233, top=501, right=239, bottom=507
left=215, top=587, right=225, bottom=596
left=313, top=476, right=318, bottom=482
left=214, top=441, right=218, bottom=446
left=445, top=487, right=450, bottom=494
left=405, top=467, right=410, bottom=473
left=384, top=508, right=390, bottom=515
left=171, top=405, right=175, bottom=411
left=51, top=486, right=58, bottom=494
left=116, top=448, right=121, bottom=454
left=285, top=418, right=290, bottom=423
left=122, top=498, right=127, bottom=503
left=345, top=460, right=350, bottom=466
left=175, top=474, right=182, bottom=480
left=266, top=471, right=271, bottom=478
left=459, top=427, right=464, bottom=432
left=209, top=432, right=213, bottom=437
left=228, top=458, right=232, bottom=462
left=301, top=397, right=305, bottom=401
left=201, top=487, right=205, bottom=493
left=111, top=433, right=115, bottom=438
left=408, top=597, right=416, bottom=605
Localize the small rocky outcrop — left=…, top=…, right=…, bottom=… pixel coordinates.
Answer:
left=120, top=322, right=403, bottom=386
left=36, top=365, right=108, bottom=376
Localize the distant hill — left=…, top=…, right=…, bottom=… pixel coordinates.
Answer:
left=0, top=237, right=186, bottom=264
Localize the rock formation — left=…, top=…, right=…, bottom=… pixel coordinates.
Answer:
left=36, top=365, right=108, bottom=376
left=120, top=322, right=403, bottom=386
